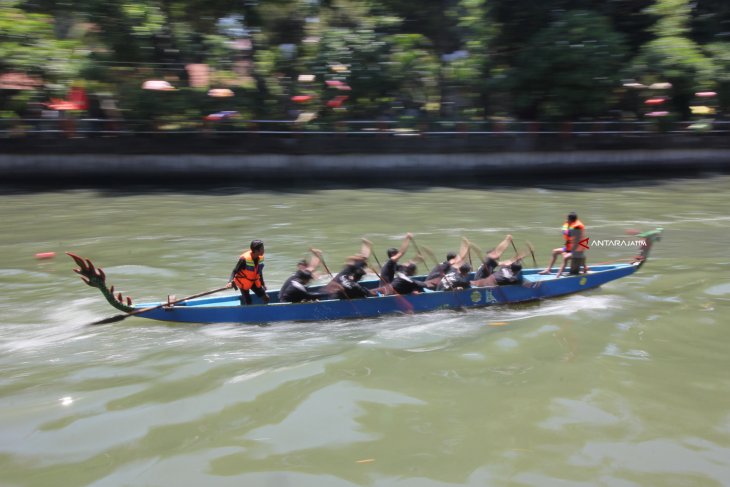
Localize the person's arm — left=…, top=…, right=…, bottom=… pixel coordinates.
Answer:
left=307, top=248, right=323, bottom=274
left=414, top=279, right=429, bottom=290
left=501, top=250, right=529, bottom=267
left=254, top=257, right=266, bottom=290
left=450, top=237, right=471, bottom=267
left=487, top=234, right=513, bottom=260
left=354, top=281, right=375, bottom=297
left=391, top=232, right=414, bottom=261
left=360, top=238, right=373, bottom=260
left=228, top=258, right=245, bottom=287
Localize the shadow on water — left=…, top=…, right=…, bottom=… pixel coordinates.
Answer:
left=1, top=170, right=728, bottom=196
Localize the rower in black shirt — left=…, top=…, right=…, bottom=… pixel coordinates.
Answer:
left=391, top=263, right=429, bottom=295
left=437, top=263, right=472, bottom=291
left=473, top=234, right=514, bottom=280
left=380, top=233, right=413, bottom=284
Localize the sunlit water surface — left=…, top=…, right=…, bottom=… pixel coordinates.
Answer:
left=1, top=176, right=729, bottom=487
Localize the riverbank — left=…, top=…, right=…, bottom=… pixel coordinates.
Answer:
left=3, top=132, right=730, bottom=185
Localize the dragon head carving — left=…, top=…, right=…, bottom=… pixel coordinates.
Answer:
left=66, top=252, right=135, bottom=312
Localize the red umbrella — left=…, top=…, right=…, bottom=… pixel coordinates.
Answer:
left=327, top=95, right=349, bottom=108
left=45, top=98, right=81, bottom=110
left=644, top=98, right=665, bottom=105
left=291, top=95, right=313, bottom=103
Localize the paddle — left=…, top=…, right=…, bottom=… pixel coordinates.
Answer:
left=509, top=238, right=519, bottom=259
left=319, top=256, right=334, bottom=278
left=89, top=286, right=229, bottom=326
left=369, top=247, right=416, bottom=313
left=468, top=242, right=487, bottom=265
left=411, top=237, right=430, bottom=265
left=419, top=244, right=441, bottom=269
left=526, top=240, right=538, bottom=267
left=369, top=251, right=385, bottom=283
left=309, top=248, right=333, bottom=278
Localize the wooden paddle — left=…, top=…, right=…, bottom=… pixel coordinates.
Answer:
left=369, top=251, right=386, bottom=283
left=510, top=238, right=519, bottom=259
left=309, top=248, right=333, bottom=278
left=525, top=240, right=538, bottom=267
left=468, top=242, right=487, bottom=265
left=419, top=244, right=442, bottom=269
left=319, top=256, right=334, bottom=278
left=89, top=286, right=229, bottom=326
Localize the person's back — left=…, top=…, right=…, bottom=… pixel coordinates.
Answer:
left=392, top=263, right=429, bottom=295
left=329, top=266, right=372, bottom=300
left=494, top=262, right=524, bottom=286
left=280, top=269, right=327, bottom=303
left=380, top=233, right=413, bottom=284
left=380, top=256, right=401, bottom=284
left=426, top=251, right=457, bottom=280
left=474, top=256, right=499, bottom=280
left=437, top=263, right=472, bottom=291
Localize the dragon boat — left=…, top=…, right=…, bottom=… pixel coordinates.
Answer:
left=67, top=229, right=662, bottom=325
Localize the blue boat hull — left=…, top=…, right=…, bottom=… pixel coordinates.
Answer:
left=138, top=263, right=639, bottom=324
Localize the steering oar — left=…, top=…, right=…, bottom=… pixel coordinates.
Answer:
left=89, top=286, right=229, bottom=326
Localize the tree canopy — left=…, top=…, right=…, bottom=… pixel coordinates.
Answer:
left=2, top=0, right=729, bottom=122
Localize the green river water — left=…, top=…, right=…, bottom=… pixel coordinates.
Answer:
left=0, top=175, right=729, bottom=487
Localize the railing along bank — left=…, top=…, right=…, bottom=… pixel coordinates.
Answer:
left=1, top=118, right=728, bottom=138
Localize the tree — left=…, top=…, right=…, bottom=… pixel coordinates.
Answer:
left=632, top=0, right=715, bottom=119
left=0, top=2, right=84, bottom=115
left=507, top=10, right=628, bottom=119
left=0, top=2, right=82, bottom=82
left=705, top=42, right=730, bottom=115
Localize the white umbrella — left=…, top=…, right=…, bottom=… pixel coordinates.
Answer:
left=142, top=80, right=176, bottom=91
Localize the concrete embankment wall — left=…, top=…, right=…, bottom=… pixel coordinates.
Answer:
left=3, top=132, right=730, bottom=185
left=2, top=149, right=730, bottom=185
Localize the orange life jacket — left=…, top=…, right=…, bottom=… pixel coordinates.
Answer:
left=233, top=250, right=264, bottom=290
left=563, top=219, right=585, bottom=251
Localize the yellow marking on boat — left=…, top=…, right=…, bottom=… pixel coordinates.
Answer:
left=579, top=277, right=587, bottom=286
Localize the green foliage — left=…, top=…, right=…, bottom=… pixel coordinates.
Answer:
left=635, top=36, right=714, bottom=84
left=508, top=10, right=628, bottom=119
left=646, top=0, right=692, bottom=37
left=4, top=0, right=730, bottom=121
left=632, top=0, right=715, bottom=118
left=0, top=3, right=83, bottom=80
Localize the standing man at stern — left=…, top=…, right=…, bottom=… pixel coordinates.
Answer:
left=228, top=239, right=270, bottom=305
left=539, top=212, right=586, bottom=276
